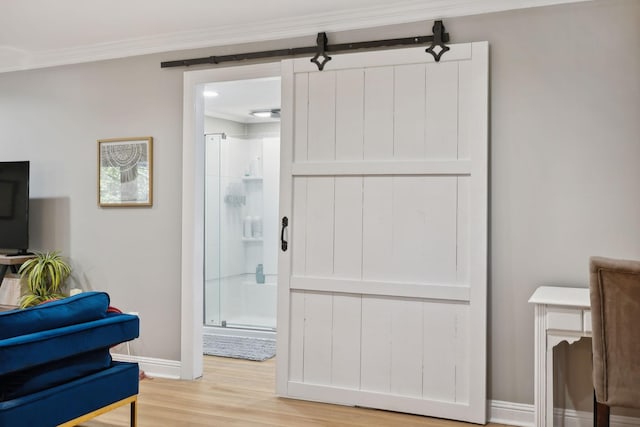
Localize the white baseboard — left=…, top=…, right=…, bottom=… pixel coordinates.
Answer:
left=489, top=400, right=534, bottom=426
left=488, top=400, right=640, bottom=427
left=553, top=408, right=640, bottom=427
left=111, top=353, right=181, bottom=379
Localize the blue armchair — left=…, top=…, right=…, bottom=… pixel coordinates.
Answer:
left=0, top=292, right=140, bottom=426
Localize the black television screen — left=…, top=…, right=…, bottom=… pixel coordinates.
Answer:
left=0, top=161, right=29, bottom=254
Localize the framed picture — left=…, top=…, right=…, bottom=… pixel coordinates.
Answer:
left=98, top=137, right=153, bottom=207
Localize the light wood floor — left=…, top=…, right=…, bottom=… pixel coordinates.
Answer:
left=83, top=356, right=507, bottom=427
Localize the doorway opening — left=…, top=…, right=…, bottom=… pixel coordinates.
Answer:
left=181, top=63, right=280, bottom=379
left=202, top=77, right=280, bottom=355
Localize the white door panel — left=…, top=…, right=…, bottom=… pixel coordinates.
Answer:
left=277, top=42, right=488, bottom=423
left=330, top=293, right=361, bottom=389
left=333, top=177, right=363, bottom=279
left=335, top=70, right=365, bottom=161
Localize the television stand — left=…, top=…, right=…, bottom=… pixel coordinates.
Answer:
left=5, top=250, right=34, bottom=257
left=0, top=253, right=35, bottom=287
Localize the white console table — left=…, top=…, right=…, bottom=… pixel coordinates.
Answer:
left=529, top=286, right=591, bottom=427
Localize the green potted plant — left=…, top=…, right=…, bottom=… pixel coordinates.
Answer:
left=19, top=251, right=71, bottom=308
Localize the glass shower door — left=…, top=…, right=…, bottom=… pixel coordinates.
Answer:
left=204, top=133, right=279, bottom=331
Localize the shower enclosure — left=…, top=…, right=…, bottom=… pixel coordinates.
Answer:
left=204, top=133, right=279, bottom=331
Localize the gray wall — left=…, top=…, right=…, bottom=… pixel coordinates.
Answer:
left=450, top=0, right=640, bottom=409
left=204, top=116, right=246, bottom=136
left=0, top=0, right=637, bottom=408
left=204, top=116, right=280, bottom=137
left=0, top=55, right=184, bottom=360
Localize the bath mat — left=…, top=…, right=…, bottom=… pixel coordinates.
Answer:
left=203, top=334, right=276, bottom=361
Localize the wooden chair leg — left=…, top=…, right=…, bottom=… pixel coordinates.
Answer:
left=594, top=392, right=610, bottom=427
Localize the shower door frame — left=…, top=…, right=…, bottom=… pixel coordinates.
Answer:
left=181, top=62, right=282, bottom=380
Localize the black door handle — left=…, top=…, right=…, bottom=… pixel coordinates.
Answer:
left=281, top=217, right=288, bottom=251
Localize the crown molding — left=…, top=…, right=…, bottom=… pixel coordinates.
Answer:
left=0, top=0, right=590, bottom=73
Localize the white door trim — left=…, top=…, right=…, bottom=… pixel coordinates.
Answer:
left=181, top=62, right=281, bottom=380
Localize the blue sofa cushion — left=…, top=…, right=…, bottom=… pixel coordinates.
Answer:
left=0, top=361, right=139, bottom=427
left=0, top=313, right=139, bottom=376
left=0, top=349, right=112, bottom=401
left=0, top=292, right=109, bottom=340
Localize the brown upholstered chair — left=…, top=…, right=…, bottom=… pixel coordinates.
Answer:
left=589, top=256, right=640, bottom=427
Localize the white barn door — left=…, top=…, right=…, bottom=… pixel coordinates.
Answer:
left=276, top=42, right=488, bottom=423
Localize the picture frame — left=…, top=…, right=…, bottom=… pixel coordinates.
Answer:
left=98, top=136, right=153, bottom=207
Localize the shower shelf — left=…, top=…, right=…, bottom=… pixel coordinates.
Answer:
left=242, top=237, right=263, bottom=242
left=242, top=176, right=262, bottom=182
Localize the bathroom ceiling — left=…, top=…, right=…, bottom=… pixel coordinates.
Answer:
left=0, top=0, right=589, bottom=73
left=204, top=77, right=281, bottom=124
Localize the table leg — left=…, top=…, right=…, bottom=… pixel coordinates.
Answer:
left=0, top=264, right=8, bottom=288
left=546, top=338, right=555, bottom=426
left=534, top=304, right=548, bottom=427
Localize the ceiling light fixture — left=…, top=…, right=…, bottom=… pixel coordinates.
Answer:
left=250, top=109, right=280, bottom=119
left=203, top=90, right=219, bottom=97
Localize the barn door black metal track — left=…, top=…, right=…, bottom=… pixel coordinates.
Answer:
left=161, top=20, right=449, bottom=70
